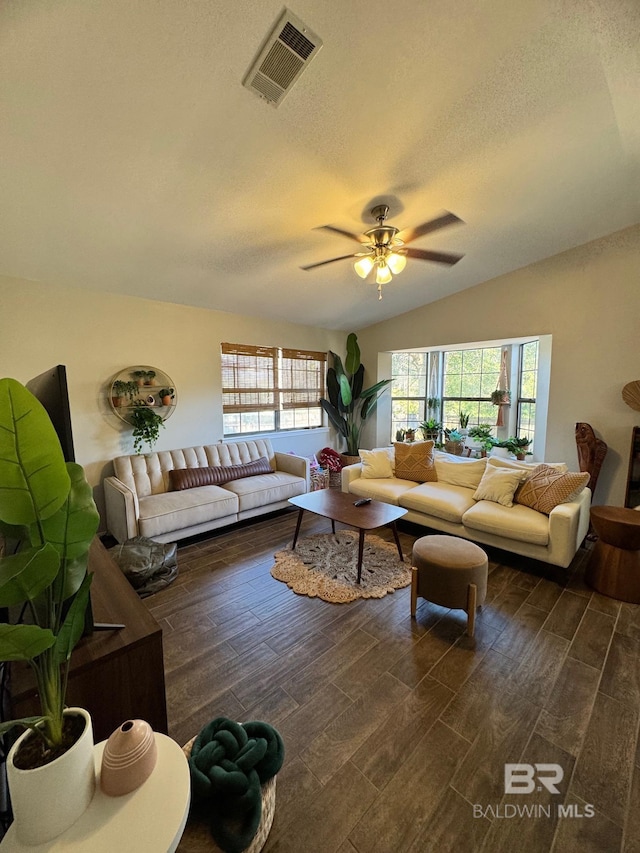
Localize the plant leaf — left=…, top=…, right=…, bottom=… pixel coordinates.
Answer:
left=326, top=368, right=341, bottom=410
left=350, top=364, right=364, bottom=405
left=338, top=374, right=352, bottom=408
left=0, top=544, right=60, bottom=607
left=345, top=333, right=361, bottom=375
left=319, top=400, right=348, bottom=437
left=54, top=571, right=92, bottom=665
left=359, top=378, right=393, bottom=399
left=38, top=462, right=100, bottom=565
left=0, top=379, right=70, bottom=527
left=0, top=716, right=48, bottom=738
left=0, top=623, right=56, bottom=661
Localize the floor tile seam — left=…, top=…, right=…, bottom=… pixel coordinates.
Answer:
left=620, top=705, right=640, bottom=851
left=279, top=635, right=379, bottom=700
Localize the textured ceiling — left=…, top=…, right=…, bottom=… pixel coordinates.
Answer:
left=1, top=0, right=639, bottom=331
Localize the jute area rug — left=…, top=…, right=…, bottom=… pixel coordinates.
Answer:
left=270, top=530, right=411, bottom=604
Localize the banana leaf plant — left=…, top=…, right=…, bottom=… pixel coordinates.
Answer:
left=0, top=378, right=99, bottom=755
left=319, top=333, right=392, bottom=456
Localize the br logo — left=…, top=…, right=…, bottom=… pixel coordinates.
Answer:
left=505, top=764, right=564, bottom=795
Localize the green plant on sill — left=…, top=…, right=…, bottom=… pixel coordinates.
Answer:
left=0, top=379, right=99, bottom=751
left=419, top=419, right=441, bottom=440
left=319, top=333, right=392, bottom=457
left=504, top=436, right=533, bottom=455
left=130, top=401, right=165, bottom=454
left=459, top=411, right=470, bottom=429
left=467, top=423, right=495, bottom=452
left=444, top=428, right=463, bottom=443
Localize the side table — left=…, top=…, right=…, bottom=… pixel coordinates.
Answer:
left=586, top=505, right=640, bottom=603
left=1, top=734, right=190, bottom=852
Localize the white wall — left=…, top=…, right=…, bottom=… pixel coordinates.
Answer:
left=0, top=276, right=342, bottom=524
left=356, top=224, right=640, bottom=506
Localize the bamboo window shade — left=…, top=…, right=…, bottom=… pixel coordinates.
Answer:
left=221, top=344, right=327, bottom=414
left=280, top=348, right=327, bottom=410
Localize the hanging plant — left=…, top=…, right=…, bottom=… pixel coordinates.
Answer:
left=490, top=389, right=511, bottom=406
left=130, top=401, right=165, bottom=454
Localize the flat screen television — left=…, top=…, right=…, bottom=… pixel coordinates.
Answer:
left=25, top=365, right=76, bottom=463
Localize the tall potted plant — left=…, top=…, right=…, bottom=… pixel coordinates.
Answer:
left=0, top=378, right=100, bottom=844
left=319, top=333, right=392, bottom=460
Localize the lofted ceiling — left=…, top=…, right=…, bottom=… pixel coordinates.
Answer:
left=1, top=0, right=639, bottom=331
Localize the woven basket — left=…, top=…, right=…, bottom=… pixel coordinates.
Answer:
left=180, top=737, right=276, bottom=852
left=329, top=470, right=342, bottom=489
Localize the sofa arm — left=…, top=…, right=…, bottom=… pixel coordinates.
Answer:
left=104, top=476, right=140, bottom=544
left=547, top=487, right=592, bottom=567
left=341, top=463, right=363, bottom=492
left=274, top=452, right=310, bottom=491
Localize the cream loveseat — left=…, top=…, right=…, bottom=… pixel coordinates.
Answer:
left=104, top=439, right=309, bottom=544
left=342, top=447, right=591, bottom=568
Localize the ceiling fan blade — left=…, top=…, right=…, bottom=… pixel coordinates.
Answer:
left=300, top=253, right=359, bottom=271
left=405, top=247, right=464, bottom=266
left=398, top=212, right=464, bottom=245
left=316, top=225, right=365, bottom=243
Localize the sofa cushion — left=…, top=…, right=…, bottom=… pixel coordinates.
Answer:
left=359, top=448, right=394, bottom=479
left=472, top=466, right=526, bottom=508
left=434, top=454, right=487, bottom=489
left=399, top=483, right=477, bottom=524
left=137, top=486, right=238, bottom=539
left=169, top=457, right=272, bottom=490
left=220, top=471, right=305, bottom=512
left=348, top=477, right=417, bottom=505
left=463, top=501, right=550, bottom=546
left=393, top=441, right=437, bottom=482
left=515, top=465, right=590, bottom=515
left=487, top=457, right=568, bottom=474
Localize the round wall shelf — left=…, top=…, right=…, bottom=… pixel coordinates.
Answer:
left=108, top=366, right=177, bottom=424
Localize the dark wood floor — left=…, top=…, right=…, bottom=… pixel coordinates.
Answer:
left=146, top=508, right=640, bottom=853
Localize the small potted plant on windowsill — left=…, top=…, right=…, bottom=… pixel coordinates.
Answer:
left=419, top=418, right=442, bottom=442
left=459, top=410, right=470, bottom=437
left=505, top=436, right=533, bottom=460
left=444, top=428, right=465, bottom=455
left=467, top=424, right=494, bottom=457
left=130, top=400, right=165, bottom=453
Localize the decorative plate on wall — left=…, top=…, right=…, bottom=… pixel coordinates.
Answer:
left=622, top=380, right=640, bottom=412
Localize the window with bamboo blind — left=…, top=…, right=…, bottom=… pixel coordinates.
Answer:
left=221, top=343, right=326, bottom=435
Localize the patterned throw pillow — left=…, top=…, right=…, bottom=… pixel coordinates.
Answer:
left=393, top=441, right=437, bottom=483
left=515, top=464, right=590, bottom=515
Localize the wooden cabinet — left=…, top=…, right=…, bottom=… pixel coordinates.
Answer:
left=11, top=539, right=168, bottom=742
left=108, top=365, right=177, bottom=424
left=625, top=426, right=640, bottom=509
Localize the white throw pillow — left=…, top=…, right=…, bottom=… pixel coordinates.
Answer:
left=359, top=448, right=394, bottom=479
left=434, top=454, right=487, bottom=489
left=473, top=466, right=527, bottom=507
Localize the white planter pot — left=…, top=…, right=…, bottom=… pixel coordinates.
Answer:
left=490, top=447, right=512, bottom=459
left=7, top=707, right=95, bottom=846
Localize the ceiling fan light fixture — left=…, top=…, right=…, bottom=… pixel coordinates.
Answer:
left=354, top=255, right=374, bottom=279
left=375, top=263, right=392, bottom=285
left=387, top=252, right=407, bottom=275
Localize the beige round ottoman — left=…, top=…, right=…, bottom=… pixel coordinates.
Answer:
left=411, top=535, right=488, bottom=636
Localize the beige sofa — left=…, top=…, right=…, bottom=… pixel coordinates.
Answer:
left=104, top=439, right=309, bottom=544
left=342, top=450, right=591, bottom=568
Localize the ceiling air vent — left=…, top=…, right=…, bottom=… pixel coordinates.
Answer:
left=243, top=9, right=322, bottom=107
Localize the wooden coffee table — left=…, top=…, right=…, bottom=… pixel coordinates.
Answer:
left=288, top=490, right=407, bottom=583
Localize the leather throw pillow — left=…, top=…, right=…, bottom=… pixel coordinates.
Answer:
left=169, top=457, right=272, bottom=491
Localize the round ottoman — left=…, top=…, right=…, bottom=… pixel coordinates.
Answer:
left=586, top=506, right=640, bottom=603
left=411, top=535, right=488, bottom=636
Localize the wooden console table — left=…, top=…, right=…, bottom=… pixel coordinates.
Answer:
left=10, top=539, right=168, bottom=742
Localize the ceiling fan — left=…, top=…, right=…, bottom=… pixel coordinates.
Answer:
left=301, top=205, right=464, bottom=299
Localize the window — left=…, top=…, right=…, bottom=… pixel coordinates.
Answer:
left=517, top=340, right=538, bottom=447
left=391, top=339, right=540, bottom=445
left=442, top=346, right=503, bottom=430
left=221, top=343, right=326, bottom=436
left=390, top=352, right=427, bottom=438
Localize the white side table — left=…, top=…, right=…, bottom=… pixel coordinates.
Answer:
left=1, top=734, right=190, bottom=852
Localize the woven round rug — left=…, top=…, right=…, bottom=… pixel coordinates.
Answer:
left=270, top=530, right=411, bottom=603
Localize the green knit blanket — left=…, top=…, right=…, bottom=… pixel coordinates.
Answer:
left=188, top=717, right=284, bottom=853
